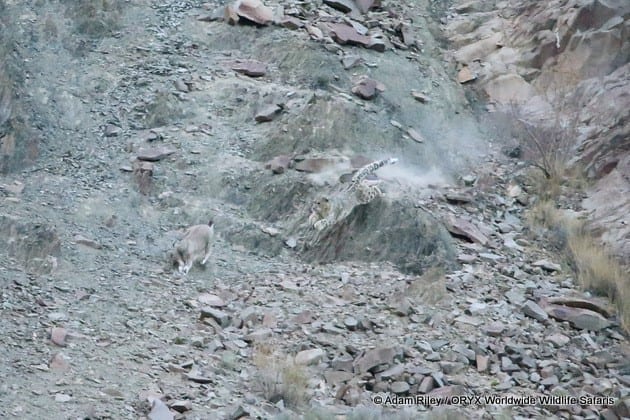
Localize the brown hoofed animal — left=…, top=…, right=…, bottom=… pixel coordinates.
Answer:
left=170, top=221, right=215, bottom=275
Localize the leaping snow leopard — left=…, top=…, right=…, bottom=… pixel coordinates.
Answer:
left=308, top=157, right=398, bottom=231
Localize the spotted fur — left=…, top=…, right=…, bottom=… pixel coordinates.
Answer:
left=308, top=157, right=397, bottom=230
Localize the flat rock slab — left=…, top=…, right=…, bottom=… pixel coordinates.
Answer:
left=353, top=346, right=400, bottom=373
left=542, top=303, right=612, bottom=331
left=231, top=59, right=267, bottom=77
left=136, top=147, right=176, bottom=162
left=233, top=0, right=273, bottom=25
left=255, top=103, right=282, bottom=122
left=444, top=215, right=489, bottom=245
left=352, top=77, right=385, bottom=100
left=323, top=0, right=357, bottom=13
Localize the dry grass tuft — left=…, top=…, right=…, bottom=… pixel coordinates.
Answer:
left=252, top=344, right=309, bottom=408
left=527, top=200, right=629, bottom=332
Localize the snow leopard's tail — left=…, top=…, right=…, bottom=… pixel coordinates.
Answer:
left=349, top=157, right=398, bottom=190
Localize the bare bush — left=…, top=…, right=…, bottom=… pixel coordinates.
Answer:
left=252, top=344, right=309, bottom=408
left=527, top=200, right=629, bottom=333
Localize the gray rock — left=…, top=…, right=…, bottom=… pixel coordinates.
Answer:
left=522, top=300, right=549, bottom=322
left=440, top=361, right=466, bottom=374
left=379, top=364, right=405, bottom=381
left=353, top=347, right=401, bottom=373
left=255, top=104, right=282, bottom=122
left=484, top=321, right=505, bottom=337
left=243, top=328, right=273, bottom=342
left=324, top=370, right=353, bottom=385
left=295, top=348, right=326, bottom=365
left=332, top=355, right=354, bottom=372
left=418, top=376, right=435, bottom=394
left=546, top=332, right=570, bottom=347
left=532, top=259, right=561, bottom=272
left=200, top=307, right=231, bottom=327
left=476, top=354, right=489, bottom=372
left=444, top=215, right=489, bottom=245
left=390, top=381, right=410, bottom=394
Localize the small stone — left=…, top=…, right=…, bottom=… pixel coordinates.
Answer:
left=352, top=77, right=383, bottom=100
left=169, top=400, right=192, bottom=413
left=280, top=16, right=303, bottom=30
left=425, top=352, right=441, bottom=362
left=444, top=215, right=488, bottom=245
left=454, top=314, right=483, bottom=326
left=353, top=346, right=400, bottom=373
left=243, top=328, right=273, bottom=342
left=49, top=353, right=69, bottom=371
left=323, top=0, right=357, bottom=13
left=136, top=147, right=176, bottom=162
left=440, top=361, right=465, bottom=374
left=200, top=307, right=231, bottom=327
left=324, top=370, right=353, bottom=385
left=390, top=381, right=410, bottom=394
left=265, top=155, right=291, bottom=174
left=255, top=104, right=282, bottom=122
left=54, top=393, right=72, bottom=403
left=457, top=66, right=476, bottom=83
left=379, top=364, right=405, bottom=381
left=546, top=333, right=570, bottom=347
left=532, top=259, right=561, bottom=272
left=407, top=128, right=425, bottom=143
left=104, top=124, right=122, bottom=137
left=50, top=327, right=67, bottom=347
left=344, top=316, right=358, bottom=330
left=232, top=59, right=267, bottom=77
left=148, top=397, right=174, bottom=420
left=198, top=293, right=226, bottom=307
left=411, top=90, right=430, bottom=103
left=418, top=376, right=434, bottom=393
left=332, top=355, right=354, bottom=372
left=295, top=348, right=326, bottom=365
left=234, top=0, right=273, bottom=26
left=540, top=375, right=559, bottom=387
left=186, top=368, right=213, bottom=384
left=522, top=300, right=549, bottom=322
left=342, top=55, right=363, bottom=70
left=476, top=354, right=489, bottom=372
left=73, top=234, right=102, bottom=249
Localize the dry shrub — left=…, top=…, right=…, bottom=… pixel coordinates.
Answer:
left=252, top=344, right=309, bottom=408
left=527, top=200, right=629, bottom=332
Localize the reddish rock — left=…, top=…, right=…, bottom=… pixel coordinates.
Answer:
left=50, top=327, right=67, bottom=347
left=457, top=66, right=476, bottom=84
left=329, top=23, right=370, bottom=47
left=280, top=16, right=303, bottom=30
left=444, top=215, right=488, bottom=245
left=234, top=0, right=273, bottom=26
left=352, top=77, right=384, bottom=100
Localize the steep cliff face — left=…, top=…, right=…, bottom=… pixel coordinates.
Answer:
left=446, top=0, right=629, bottom=260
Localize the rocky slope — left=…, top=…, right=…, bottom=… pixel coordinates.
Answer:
left=444, top=0, right=630, bottom=260
left=0, top=0, right=628, bottom=419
